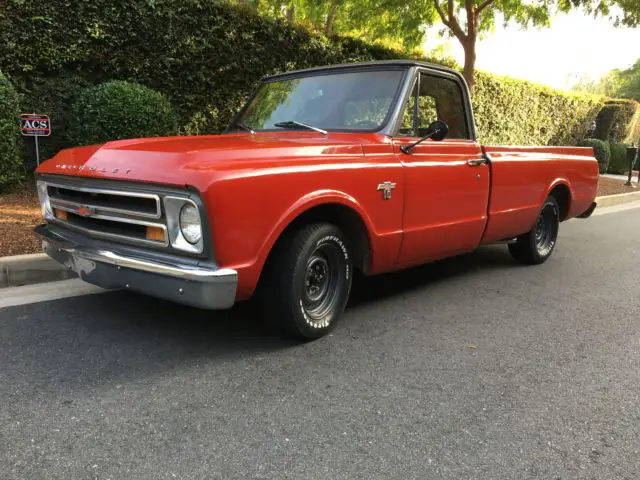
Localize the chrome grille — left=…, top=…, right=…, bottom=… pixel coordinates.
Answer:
left=38, top=181, right=168, bottom=248
left=47, top=183, right=161, bottom=219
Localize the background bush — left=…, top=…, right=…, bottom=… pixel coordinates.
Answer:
left=594, top=100, right=640, bottom=144
left=607, top=141, right=630, bottom=174
left=66, top=81, right=178, bottom=146
left=0, top=0, right=625, bottom=163
left=0, top=72, right=24, bottom=190
left=580, top=138, right=610, bottom=174
left=473, top=73, right=603, bottom=146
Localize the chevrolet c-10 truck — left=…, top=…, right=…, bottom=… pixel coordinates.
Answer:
left=35, top=60, right=598, bottom=339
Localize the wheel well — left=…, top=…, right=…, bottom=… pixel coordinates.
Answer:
left=549, top=184, right=571, bottom=221
left=272, top=204, right=371, bottom=274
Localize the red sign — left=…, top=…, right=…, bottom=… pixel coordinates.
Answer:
left=20, top=114, right=51, bottom=137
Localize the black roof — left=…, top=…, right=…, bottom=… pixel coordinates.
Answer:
left=263, top=60, right=463, bottom=82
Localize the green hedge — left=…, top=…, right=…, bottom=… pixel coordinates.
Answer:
left=607, top=141, right=630, bottom=174
left=0, top=72, right=24, bottom=190
left=580, top=138, right=610, bottom=174
left=594, top=100, right=640, bottom=144
left=67, top=81, right=178, bottom=146
left=0, top=0, right=613, bottom=163
left=473, top=73, right=603, bottom=146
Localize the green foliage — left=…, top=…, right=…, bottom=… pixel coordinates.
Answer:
left=14, top=74, right=91, bottom=167
left=607, top=140, right=631, bottom=174
left=472, top=72, right=604, bottom=146
left=573, top=58, right=640, bottom=101
left=246, top=0, right=434, bottom=50
left=0, top=72, right=24, bottom=190
left=579, top=138, right=610, bottom=174
left=66, top=81, right=178, bottom=146
left=0, top=0, right=619, bottom=154
left=594, top=100, right=640, bottom=144
left=574, top=0, right=640, bottom=27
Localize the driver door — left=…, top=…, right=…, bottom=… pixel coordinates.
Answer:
left=394, top=70, right=490, bottom=268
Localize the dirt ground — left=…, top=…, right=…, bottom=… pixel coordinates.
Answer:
left=0, top=175, right=637, bottom=257
left=597, top=175, right=638, bottom=197
left=0, top=179, right=42, bottom=257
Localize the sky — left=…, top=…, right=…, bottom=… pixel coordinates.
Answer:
left=423, top=10, right=640, bottom=91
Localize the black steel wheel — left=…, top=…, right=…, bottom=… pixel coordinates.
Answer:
left=259, top=223, right=352, bottom=340
left=509, top=196, right=560, bottom=265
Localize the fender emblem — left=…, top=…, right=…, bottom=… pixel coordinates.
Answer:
left=377, top=181, right=396, bottom=200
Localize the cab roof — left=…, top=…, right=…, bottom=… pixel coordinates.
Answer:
left=263, top=60, right=464, bottom=83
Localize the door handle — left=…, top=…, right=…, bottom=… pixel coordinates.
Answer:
left=467, top=158, right=489, bottom=167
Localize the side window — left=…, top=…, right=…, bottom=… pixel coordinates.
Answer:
left=397, top=72, right=469, bottom=139
left=398, top=81, right=417, bottom=136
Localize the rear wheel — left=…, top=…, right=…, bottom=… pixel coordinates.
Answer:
left=508, top=196, right=560, bottom=265
left=259, top=223, right=352, bottom=340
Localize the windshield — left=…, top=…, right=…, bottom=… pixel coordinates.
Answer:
left=235, top=69, right=405, bottom=132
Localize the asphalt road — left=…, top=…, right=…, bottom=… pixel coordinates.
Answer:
left=1, top=208, right=639, bottom=479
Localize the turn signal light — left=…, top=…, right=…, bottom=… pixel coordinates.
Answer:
left=145, top=226, right=165, bottom=242
left=53, top=208, right=68, bottom=221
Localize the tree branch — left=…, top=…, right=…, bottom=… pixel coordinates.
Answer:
left=442, top=0, right=467, bottom=42
left=465, top=0, right=476, bottom=39
left=433, top=0, right=452, bottom=28
left=476, top=0, right=495, bottom=15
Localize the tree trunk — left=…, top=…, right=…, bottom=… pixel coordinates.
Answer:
left=325, top=3, right=339, bottom=37
left=462, top=38, right=476, bottom=89
left=286, top=4, right=295, bottom=23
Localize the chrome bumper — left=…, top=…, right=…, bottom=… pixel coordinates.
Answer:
left=35, top=224, right=238, bottom=309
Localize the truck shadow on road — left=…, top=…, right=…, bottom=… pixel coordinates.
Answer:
left=0, top=246, right=519, bottom=397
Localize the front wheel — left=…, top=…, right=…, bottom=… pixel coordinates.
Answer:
left=259, top=223, right=353, bottom=340
left=508, top=196, right=560, bottom=265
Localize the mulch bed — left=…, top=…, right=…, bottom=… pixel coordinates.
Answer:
left=0, top=179, right=42, bottom=257
left=0, top=175, right=637, bottom=257
left=597, top=176, right=638, bottom=197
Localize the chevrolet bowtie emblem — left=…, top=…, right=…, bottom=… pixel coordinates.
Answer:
left=377, top=181, right=396, bottom=200
left=75, top=206, right=94, bottom=217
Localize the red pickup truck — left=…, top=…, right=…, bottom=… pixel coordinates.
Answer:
left=35, top=60, right=598, bottom=339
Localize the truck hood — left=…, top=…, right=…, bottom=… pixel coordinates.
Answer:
left=36, top=132, right=370, bottom=188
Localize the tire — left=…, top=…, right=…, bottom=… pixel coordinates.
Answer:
left=259, top=223, right=353, bottom=340
left=508, top=196, right=560, bottom=265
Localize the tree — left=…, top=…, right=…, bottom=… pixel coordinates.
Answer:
left=243, top=0, right=433, bottom=51
left=432, top=0, right=640, bottom=89
left=244, top=0, right=640, bottom=89
left=574, top=59, right=640, bottom=100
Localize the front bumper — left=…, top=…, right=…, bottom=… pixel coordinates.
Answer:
left=35, top=224, right=238, bottom=309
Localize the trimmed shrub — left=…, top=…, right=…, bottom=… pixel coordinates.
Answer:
left=0, top=0, right=613, bottom=151
left=580, top=138, right=610, bottom=174
left=0, top=71, right=24, bottom=189
left=607, top=141, right=630, bottom=174
left=14, top=74, right=91, bottom=168
left=594, top=100, right=640, bottom=144
left=66, top=81, right=178, bottom=146
left=473, top=72, right=603, bottom=146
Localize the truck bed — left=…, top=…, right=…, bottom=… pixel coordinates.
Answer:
left=480, top=145, right=599, bottom=244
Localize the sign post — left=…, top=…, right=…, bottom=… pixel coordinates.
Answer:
left=20, top=114, right=51, bottom=166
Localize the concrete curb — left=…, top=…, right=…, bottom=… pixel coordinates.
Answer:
left=595, top=190, right=640, bottom=208
left=0, top=192, right=638, bottom=290
left=0, top=253, right=76, bottom=288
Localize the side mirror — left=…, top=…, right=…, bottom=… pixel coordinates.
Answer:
left=401, top=121, right=449, bottom=154
left=427, top=121, right=448, bottom=141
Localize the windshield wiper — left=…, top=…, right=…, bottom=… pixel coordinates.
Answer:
left=274, top=121, right=328, bottom=135
left=228, top=121, right=255, bottom=134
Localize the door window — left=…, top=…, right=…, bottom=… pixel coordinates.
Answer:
left=397, top=72, right=469, bottom=139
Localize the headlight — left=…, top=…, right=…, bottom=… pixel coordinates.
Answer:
left=179, top=203, right=202, bottom=244
left=163, top=196, right=204, bottom=254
